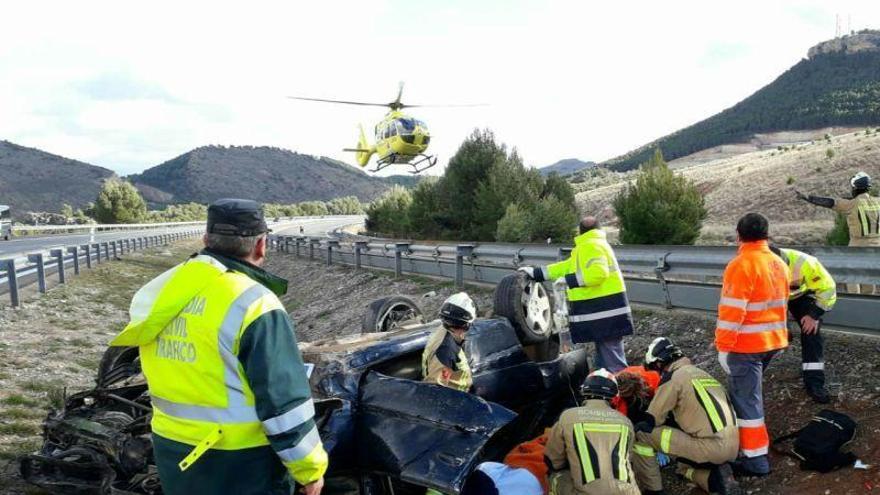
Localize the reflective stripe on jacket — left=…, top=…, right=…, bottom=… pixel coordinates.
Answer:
left=833, top=192, right=880, bottom=243
left=111, top=251, right=328, bottom=486
left=778, top=248, right=836, bottom=313
left=544, top=399, right=640, bottom=495
left=715, top=240, right=790, bottom=353
left=534, top=229, right=634, bottom=343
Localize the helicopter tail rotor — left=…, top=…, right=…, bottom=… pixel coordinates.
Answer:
left=342, top=124, right=374, bottom=168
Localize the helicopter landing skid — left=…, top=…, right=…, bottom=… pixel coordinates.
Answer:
left=370, top=154, right=437, bottom=174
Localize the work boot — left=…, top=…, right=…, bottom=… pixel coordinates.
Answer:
left=806, top=385, right=831, bottom=404
left=730, top=458, right=770, bottom=478
left=708, top=463, right=743, bottom=495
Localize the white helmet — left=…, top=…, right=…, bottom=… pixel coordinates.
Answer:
left=580, top=368, right=619, bottom=399
left=439, top=292, right=477, bottom=329
left=851, top=171, right=872, bottom=191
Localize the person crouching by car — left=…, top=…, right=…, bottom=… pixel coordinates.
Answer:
left=422, top=292, right=477, bottom=392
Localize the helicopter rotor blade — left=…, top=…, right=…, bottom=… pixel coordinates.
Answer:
left=399, top=103, right=489, bottom=109
left=394, top=81, right=404, bottom=107
left=287, top=96, right=392, bottom=108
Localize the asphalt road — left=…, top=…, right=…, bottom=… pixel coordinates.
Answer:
left=0, top=216, right=364, bottom=260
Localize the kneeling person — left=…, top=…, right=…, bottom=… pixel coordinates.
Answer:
left=422, top=293, right=476, bottom=391
left=632, top=338, right=739, bottom=495
left=544, top=369, right=640, bottom=495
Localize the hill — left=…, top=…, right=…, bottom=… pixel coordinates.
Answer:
left=605, top=30, right=880, bottom=171
left=576, top=128, right=880, bottom=244
left=538, top=158, right=596, bottom=177
left=130, top=145, right=394, bottom=205
left=0, top=140, right=115, bottom=216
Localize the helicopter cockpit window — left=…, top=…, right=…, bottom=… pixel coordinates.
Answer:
left=398, top=118, right=416, bottom=134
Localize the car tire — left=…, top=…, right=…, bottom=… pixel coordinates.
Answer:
left=97, top=346, right=141, bottom=387
left=362, top=296, right=425, bottom=333
left=493, top=272, right=553, bottom=345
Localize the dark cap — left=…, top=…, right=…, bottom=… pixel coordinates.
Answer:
left=207, top=198, right=270, bottom=236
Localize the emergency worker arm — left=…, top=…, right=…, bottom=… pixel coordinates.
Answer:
left=801, top=194, right=836, bottom=209
left=804, top=259, right=837, bottom=314
left=543, top=421, right=568, bottom=471
left=830, top=197, right=853, bottom=213
left=238, top=310, right=328, bottom=485
left=534, top=257, right=570, bottom=283
left=646, top=379, right=680, bottom=426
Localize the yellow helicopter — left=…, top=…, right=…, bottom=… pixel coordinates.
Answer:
left=288, top=83, right=481, bottom=174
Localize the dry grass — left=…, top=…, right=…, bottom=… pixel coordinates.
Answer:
left=577, top=129, right=880, bottom=244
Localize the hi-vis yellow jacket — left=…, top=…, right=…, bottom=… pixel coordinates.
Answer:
left=533, top=229, right=634, bottom=343
left=111, top=250, right=327, bottom=487
left=778, top=248, right=837, bottom=315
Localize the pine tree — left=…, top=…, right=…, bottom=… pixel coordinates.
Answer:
left=94, top=179, right=147, bottom=224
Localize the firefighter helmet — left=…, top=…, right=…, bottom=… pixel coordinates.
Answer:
left=580, top=368, right=619, bottom=400
left=645, top=337, right=684, bottom=370
left=439, top=292, right=477, bottom=329
left=851, top=171, right=872, bottom=192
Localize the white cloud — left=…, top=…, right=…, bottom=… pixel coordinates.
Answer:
left=1, top=0, right=879, bottom=176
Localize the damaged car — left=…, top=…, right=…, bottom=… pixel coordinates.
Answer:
left=20, top=274, right=588, bottom=494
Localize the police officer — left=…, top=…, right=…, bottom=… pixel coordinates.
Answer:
left=422, top=292, right=476, bottom=391
left=544, top=369, right=640, bottom=495
left=111, top=199, right=327, bottom=495
left=770, top=246, right=837, bottom=403
left=631, top=338, right=740, bottom=495
left=797, top=171, right=880, bottom=293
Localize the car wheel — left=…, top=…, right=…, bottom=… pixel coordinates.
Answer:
left=97, top=346, right=141, bottom=387
left=362, top=296, right=425, bottom=333
left=493, top=272, right=553, bottom=345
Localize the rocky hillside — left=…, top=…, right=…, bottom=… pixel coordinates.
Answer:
left=538, top=158, right=596, bottom=177
left=605, top=31, right=880, bottom=171
left=0, top=140, right=115, bottom=217
left=577, top=129, right=880, bottom=244
left=130, top=145, right=393, bottom=205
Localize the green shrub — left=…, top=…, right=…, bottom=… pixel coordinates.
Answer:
left=786, top=176, right=795, bottom=185
left=613, top=149, right=707, bottom=245
left=94, top=178, right=147, bottom=224
left=495, top=204, right=533, bottom=243
left=825, top=148, right=835, bottom=159
left=365, top=186, right=412, bottom=236
left=826, top=213, right=849, bottom=245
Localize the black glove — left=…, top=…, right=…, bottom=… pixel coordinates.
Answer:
left=634, top=416, right=656, bottom=433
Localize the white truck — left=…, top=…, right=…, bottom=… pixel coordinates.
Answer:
left=0, top=205, right=11, bottom=240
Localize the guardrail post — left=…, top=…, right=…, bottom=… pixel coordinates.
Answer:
left=455, top=245, right=475, bottom=288
left=111, top=240, right=119, bottom=260
left=394, top=243, right=410, bottom=277
left=68, top=246, right=80, bottom=275
left=295, top=237, right=305, bottom=257
left=82, top=245, right=92, bottom=269
left=3, top=259, right=19, bottom=307
left=309, top=238, right=320, bottom=261
left=355, top=241, right=368, bottom=269
left=557, top=247, right=571, bottom=261
left=92, top=243, right=102, bottom=264
left=101, top=242, right=110, bottom=261
left=50, top=249, right=65, bottom=284
left=284, top=236, right=293, bottom=254
left=27, top=253, right=46, bottom=294
left=327, top=240, right=339, bottom=266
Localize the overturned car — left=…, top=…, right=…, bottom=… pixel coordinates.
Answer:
left=20, top=275, right=589, bottom=494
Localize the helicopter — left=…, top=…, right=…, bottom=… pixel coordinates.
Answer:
left=288, top=83, right=482, bottom=174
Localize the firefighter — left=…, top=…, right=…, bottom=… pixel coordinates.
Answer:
left=519, top=216, right=633, bottom=372
left=797, top=171, right=880, bottom=293
left=110, top=199, right=327, bottom=495
left=769, top=246, right=837, bottom=403
left=715, top=213, right=789, bottom=476
left=422, top=292, right=476, bottom=391
left=544, top=369, right=640, bottom=495
left=631, top=338, right=740, bottom=495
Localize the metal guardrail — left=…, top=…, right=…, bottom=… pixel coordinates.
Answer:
left=11, top=221, right=205, bottom=235
left=0, top=229, right=203, bottom=307
left=268, top=235, right=880, bottom=334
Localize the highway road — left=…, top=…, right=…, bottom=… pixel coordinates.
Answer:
left=0, top=216, right=364, bottom=260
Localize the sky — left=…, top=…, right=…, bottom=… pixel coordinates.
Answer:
left=1, top=0, right=879, bottom=177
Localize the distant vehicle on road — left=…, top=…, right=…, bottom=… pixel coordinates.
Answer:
left=0, top=205, right=12, bottom=240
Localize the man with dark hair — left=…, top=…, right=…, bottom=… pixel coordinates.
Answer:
left=518, top=216, right=633, bottom=372
left=111, top=199, right=327, bottom=495
left=715, top=212, right=789, bottom=476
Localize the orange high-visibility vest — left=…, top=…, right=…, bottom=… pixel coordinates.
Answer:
left=715, top=240, right=790, bottom=353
